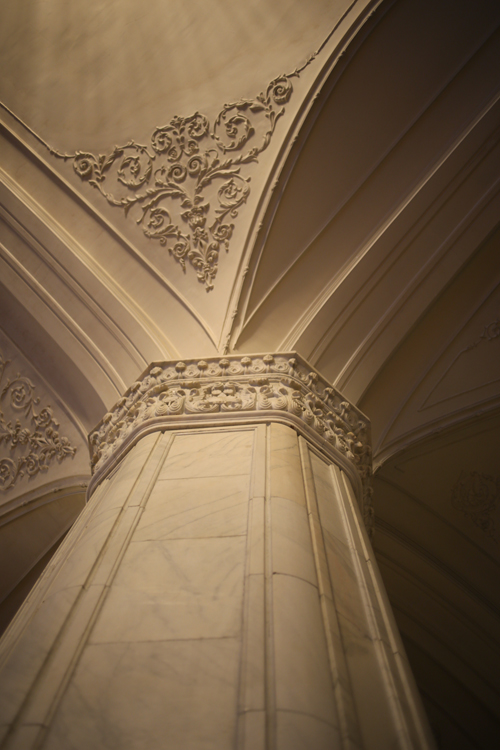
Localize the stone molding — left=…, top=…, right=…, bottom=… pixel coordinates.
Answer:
left=88, top=353, right=373, bottom=530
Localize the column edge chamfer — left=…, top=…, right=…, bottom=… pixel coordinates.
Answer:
left=87, top=352, right=373, bottom=530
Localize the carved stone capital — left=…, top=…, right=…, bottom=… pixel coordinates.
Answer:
left=88, top=352, right=373, bottom=531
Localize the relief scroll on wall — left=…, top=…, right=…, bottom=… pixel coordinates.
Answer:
left=46, top=72, right=303, bottom=291
left=1, top=44, right=325, bottom=290
left=0, top=349, right=77, bottom=492
left=451, top=471, right=500, bottom=542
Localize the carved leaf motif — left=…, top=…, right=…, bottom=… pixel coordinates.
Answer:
left=0, top=349, right=77, bottom=492
left=451, top=471, right=499, bottom=541
left=46, top=67, right=306, bottom=289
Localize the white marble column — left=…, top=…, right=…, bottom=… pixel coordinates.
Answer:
left=0, top=354, right=435, bottom=750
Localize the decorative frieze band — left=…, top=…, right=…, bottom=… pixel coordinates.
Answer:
left=89, top=353, right=373, bottom=531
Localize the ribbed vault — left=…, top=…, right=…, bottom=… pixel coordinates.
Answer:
left=1, top=1, right=499, bottom=746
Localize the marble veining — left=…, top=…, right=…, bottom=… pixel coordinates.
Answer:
left=135, top=473, right=251, bottom=541
left=0, top=411, right=433, bottom=749
left=159, top=429, right=254, bottom=480
left=272, top=573, right=338, bottom=726
left=276, top=710, right=342, bottom=750
left=46, top=639, right=242, bottom=750
left=88, top=354, right=372, bottom=532
left=270, top=496, right=317, bottom=586
left=90, top=536, right=247, bottom=643
left=268, top=424, right=307, bottom=507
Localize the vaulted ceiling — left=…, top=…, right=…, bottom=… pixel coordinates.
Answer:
left=1, top=1, right=499, bottom=746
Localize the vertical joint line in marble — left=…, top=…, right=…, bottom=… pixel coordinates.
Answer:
left=96, top=432, right=175, bottom=590
left=341, top=470, right=428, bottom=748
left=23, top=432, right=174, bottom=745
left=298, top=438, right=359, bottom=750
left=62, top=436, right=172, bottom=713
left=137, top=432, right=175, bottom=510
left=333, top=467, right=413, bottom=749
left=298, top=445, right=335, bottom=680
left=236, top=426, right=263, bottom=748
left=264, top=424, right=276, bottom=750
left=0, top=466, right=132, bottom=746
left=78, top=432, right=166, bottom=591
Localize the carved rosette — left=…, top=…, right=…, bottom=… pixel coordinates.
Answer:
left=89, top=353, right=373, bottom=532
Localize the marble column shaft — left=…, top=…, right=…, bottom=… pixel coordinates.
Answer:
left=0, top=354, right=435, bottom=750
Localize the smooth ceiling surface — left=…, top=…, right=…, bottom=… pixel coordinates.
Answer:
left=0, top=0, right=352, bottom=151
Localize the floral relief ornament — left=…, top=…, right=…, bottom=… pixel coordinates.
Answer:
left=59, top=75, right=296, bottom=290
left=32, top=57, right=315, bottom=291
left=0, top=25, right=341, bottom=289
left=451, top=471, right=499, bottom=541
left=0, top=349, right=77, bottom=492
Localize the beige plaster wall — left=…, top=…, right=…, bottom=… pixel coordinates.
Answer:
left=0, top=0, right=351, bottom=152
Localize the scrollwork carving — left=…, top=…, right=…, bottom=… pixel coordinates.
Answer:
left=451, top=471, right=499, bottom=541
left=44, top=69, right=312, bottom=289
left=0, top=348, right=77, bottom=492
left=89, top=353, right=373, bottom=532
left=0, top=23, right=346, bottom=288
left=466, top=319, right=500, bottom=350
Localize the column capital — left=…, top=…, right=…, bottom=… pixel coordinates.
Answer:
left=88, top=352, right=373, bottom=528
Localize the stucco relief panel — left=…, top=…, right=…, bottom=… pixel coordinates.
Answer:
left=0, top=347, right=77, bottom=494
left=27, top=69, right=308, bottom=291
left=1, top=30, right=332, bottom=291
left=451, top=470, right=500, bottom=542
left=0, top=338, right=88, bottom=503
